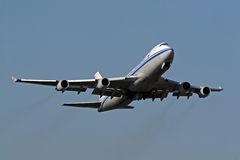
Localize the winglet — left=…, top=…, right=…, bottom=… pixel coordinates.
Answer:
left=219, top=86, right=224, bottom=91
left=11, top=76, right=19, bottom=82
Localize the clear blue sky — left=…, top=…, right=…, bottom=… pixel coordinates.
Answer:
left=1, top=0, right=239, bottom=159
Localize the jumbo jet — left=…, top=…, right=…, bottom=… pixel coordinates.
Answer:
left=12, top=42, right=223, bottom=112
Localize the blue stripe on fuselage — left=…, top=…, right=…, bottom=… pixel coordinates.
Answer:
left=127, top=48, right=173, bottom=76
left=100, top=48, right=173, bottom=109
left=101, top=96, right=109, bottom=107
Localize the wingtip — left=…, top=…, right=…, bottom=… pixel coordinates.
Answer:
left=219, top=86, right=224, bottom=91
left=11, top=76, right=18, bottom=82
left=62, top=103, right=71, bottom=107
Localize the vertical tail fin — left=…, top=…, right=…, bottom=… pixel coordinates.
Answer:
left=94, top=72, right=102, bottom=80
left=94, top=72, right=105, bottom=102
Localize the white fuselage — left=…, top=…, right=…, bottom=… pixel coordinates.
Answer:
left=98, top=43, right=174, bottom=112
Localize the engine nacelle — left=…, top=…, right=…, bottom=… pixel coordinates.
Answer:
left=56, top=80, right=69, bottom=91
left=96, top=78, right=110, bottom=89
left=199, top=87, right=211, bottom=98
left=179, top=82, right=191, bottom=92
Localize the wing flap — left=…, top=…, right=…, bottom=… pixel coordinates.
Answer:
left=92, top=88, right=123, bottom=97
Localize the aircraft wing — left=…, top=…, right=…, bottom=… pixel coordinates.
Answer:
left=11, top=73, right=138, bottom=96
left=150, top=77, right=223, bottom=99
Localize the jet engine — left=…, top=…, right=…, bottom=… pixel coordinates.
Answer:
left=199, top=87, right=211, bottom=98
left=56, top=80, right=69, bottom=91
left=179, top=82, right=191, bottom=92
left=96, top=78, right=110, bottom=89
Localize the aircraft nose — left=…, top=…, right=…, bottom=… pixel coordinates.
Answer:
left=162, top=48, right=174, bottom=59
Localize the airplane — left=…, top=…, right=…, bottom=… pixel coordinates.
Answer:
left=12, top=42, right=223, bottom=112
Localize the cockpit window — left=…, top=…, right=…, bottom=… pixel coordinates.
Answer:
left=159, top=42, right=168, bottom=46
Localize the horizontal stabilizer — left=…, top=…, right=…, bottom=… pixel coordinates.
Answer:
left=63, top=101, right=101, bottom=108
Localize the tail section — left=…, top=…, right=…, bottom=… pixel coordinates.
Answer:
left=94, top=71, right=103, bottom=80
